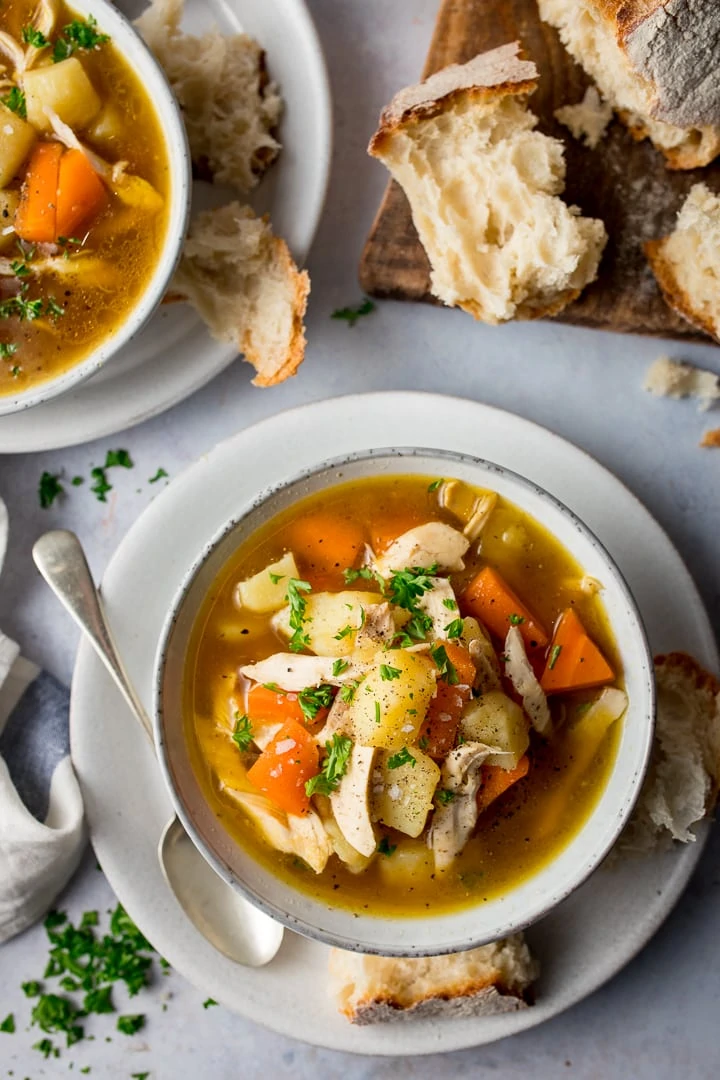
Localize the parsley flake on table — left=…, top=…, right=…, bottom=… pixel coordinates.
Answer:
left=39, top=471, right=65, bottom=509
left=285, top=577, right=312, bottom=652
left=305, top=733, right=352, bottom=797
left=148, top=467, right=168, bottom=484
left=104, top=449, right=133, bottom=469
left=202, top=998, right=218, bottom=1009
left=90, top=466, right=112, bottom=502
left=131, top=1073, right=150, bottom=1079
left=387, top=747, right=416, bottom=769
left=22, top=980, right=42, bottom=997
left=331, top=297, right=375, bottom=327
left=117, top=1014, right=145, bottom=1036
left=0, top=1012, right=15, bottom=1033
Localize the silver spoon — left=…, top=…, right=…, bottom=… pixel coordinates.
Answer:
left=33, top=529, right=284, bottom=968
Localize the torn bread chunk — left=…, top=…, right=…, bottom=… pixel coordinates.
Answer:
left=645, top=185, right=720, bottom=344
left=135, top=0, right=282, bottom=192
left=643, top=354, right=720, bottom=412
left=329, top=936, right=537, bottom=1023
left=615, top=653, right=720, bottom=855
left=700, top=428, right=720, bottom=449
left=368, top=42, right=607, bottom=324
left=555, top=86, right=613, bottom=149
left=170, top=203, right=309, bottom=386
left=538, top=0, right=720, bottom=169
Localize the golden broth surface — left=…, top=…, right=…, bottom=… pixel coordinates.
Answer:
left=185, top=475, right=623, bottom=917
left=0, top=0, right=171, bottom=394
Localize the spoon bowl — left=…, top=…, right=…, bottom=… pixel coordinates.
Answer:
left=32, top=529, right=283, bottom=969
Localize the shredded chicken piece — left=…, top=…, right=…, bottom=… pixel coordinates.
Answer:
left=415, top=577, right=459, bottom=640
left=355, top=602, right=395, bottom=648
left=428, top=742, right=494, bottom=870
left=330, top=745, right=377, bottom=858
left=463, top=492, right=499, bottom=542
left=221, top=787, right=331, bottom=873
left=239, top=653, right=368, bottom=693
left=503, top=627, right=552, bottom=736
left=374, top=523, right=470, bottom=576
left=0, top=32, right=26, bottom=75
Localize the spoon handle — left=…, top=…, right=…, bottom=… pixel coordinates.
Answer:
left=32, top=530, right=153, bottom=743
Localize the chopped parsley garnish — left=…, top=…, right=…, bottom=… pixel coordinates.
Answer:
left=340, top=681, right=358, bottom=704
left=444, top=618, right=464, bottom=640
left=31, top=994, right=83, bottom=1047
left=387, top=747, right=416, bottom=769
left=427, top=478, right=443, bottom=492
left=10, top=260, right=30, bottom=278
left=83, top=986, right=114, bottom=1014
left=71, top=476, right=84, bottom=486
left=231, top=714, right=254, bottom=752
left=393, top=612, right=434, bottom=649
left=202, top=998, right=218, bottom=1008
left=343, top=566, right=381, bottom=586
left=377, top=837, right=396, bottom=856
left=90, top=466, right=112, bottom=502
left=0, top=1013, right=15, bottom=1033
left=268, top=571, right=284, bottom=585
left=431, top=644, right=459, bottom=685
left=53, top=16, right=109, bottom=62
left=387, top=565, right=437, bottom=611
left=442, top=597, right=458, bottom=610
left=22, top=25, right=49, bottom=47
left=549, top=644, right=563, bottom=670
left=380, top=664, right=402, bottom=681
left=117, top=1014, right=145, bottom=1036
left=331, top=297, right=375, bottom=327
left=22, top=981, right=42, bottom=997
left=262, top=682, right=284, bottom=693
left=33, top=1037, right=58, bottom=1057
left=1, top=86, right=27, bottom=117
left=374, top=700, right=381, bottom=724
left=285, top=577, right=312, bottom=652
left=508, top=613, right=525, bottom=626
left=297, top=684, right=334, bottom=721
left=149, top=467, right=168, bottom=483
left=46, top=296, right=65, bottom=319
left=418, top=735, right=429, bottom=750
left=105, top=449, right=133, bottom=469
left=0, top=342, right=19, bottom=360
left=0, top=294, right=43, bottom=320
left=132, top=1074, right=150, bottom=1079
left=305, top=733, right=353, bottom=797
left=436, top=789, right=456, bottom=806
left=334, top=623, right=354, bottom=640
left=332, top=658, right=350, bottom=676
left=39, top=471, right=65, bottom=509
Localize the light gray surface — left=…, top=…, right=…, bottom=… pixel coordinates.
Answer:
left=0, top=0, right=719, bottom=1076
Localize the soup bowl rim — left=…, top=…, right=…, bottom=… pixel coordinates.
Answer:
left=153, top=446, right=656, bottom=956
left=0, top=0, right=191, bottom=417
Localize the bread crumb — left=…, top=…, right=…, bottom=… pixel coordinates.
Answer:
left=643, top=356, right=720, bottom=412
left=555, top=86, right=613, bottom=149
left=700, top=428, right=720, bottom=448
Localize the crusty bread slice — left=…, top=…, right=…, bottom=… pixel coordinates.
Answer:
left=368, top=42, right=607, bottom=324
left=643, top=354, right=720, bottom=411
left=135, top=0, right=282, bottom=193
left=170, top=203, right=309, bottom=386
left=538, top=0, right=720, bottom=169
left=616, top=653, right=720, bottom=855
left=645, top=185, right=720, bottom=343
left=329, top=935, right=537, bottom=1024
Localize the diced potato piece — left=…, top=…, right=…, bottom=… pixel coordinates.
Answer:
left=372, top=749, right=441, bottom=837
left=0, top=105, right=37, bottom=187
left=274, top=590, right=380, bottom=656
left=234, top=552, right=299, bottom=614
left=25, top=58, right=101, bottom=133
left=460, top=691, right=530, bottom=767
left=0, top=190, right=20, bottom=253
left=376, top=838, right=433, bottom=883
left=350, top=651, right=436, bottom=750
left=86, top=103, right=124, bottom=146
left=112, top=174, right=164, bottom=214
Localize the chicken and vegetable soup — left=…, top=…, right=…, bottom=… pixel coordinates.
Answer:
left=185, top=475, right=628, bottom=917
left=0, top=0, right=171, bottom=394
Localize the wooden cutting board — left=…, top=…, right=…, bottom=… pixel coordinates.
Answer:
left=359, top=0, right=720, bottom=342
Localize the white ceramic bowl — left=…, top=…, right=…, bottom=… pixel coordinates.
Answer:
left=154, top=448, right=655, bottom=956
left=0, top=0, right=190, bottom=417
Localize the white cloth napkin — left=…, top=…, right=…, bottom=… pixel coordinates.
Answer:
left=0, top=499, right=85, bottom=942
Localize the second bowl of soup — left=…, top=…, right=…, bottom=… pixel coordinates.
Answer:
left=0, top=0, right=189, bottom=413
left=155, top=449, right=655, bottom=955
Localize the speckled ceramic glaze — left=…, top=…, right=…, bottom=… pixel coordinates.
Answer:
left=154, top=446, right=656, bottom=956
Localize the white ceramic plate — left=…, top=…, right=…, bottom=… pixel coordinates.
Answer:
left=0, top=0, right=331, bottom=453
left=70, top=392, right=719, bottom=1056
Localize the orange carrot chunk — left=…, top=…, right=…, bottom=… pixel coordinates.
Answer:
left=540, top=608, right=615, bottom=694
left=476, top=755, right=530, bottom=815
left=246, top=720, right=319, bottom=816
left=285, top=512, right=366, bottom=589
left=243, top=683, right=330, bottom=728
left=370, top=511, right=426, bottom=555
left=14, top=141, right=63, bottom=243
left=55, top=149, right=108, bottom=239
left=420, top=681, right=471, bottom=759
left=461, top=567, right=549, bottom=649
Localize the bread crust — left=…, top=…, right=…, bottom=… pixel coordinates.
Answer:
left=246, top=236, right=309, bottom=387
left=644, top=236, right=720, bottom=343
left=369, top=42, right=537, bottom=156
left=619, top=111, right=720, bottom=169
left=345, top=983, right=529, bottom=1025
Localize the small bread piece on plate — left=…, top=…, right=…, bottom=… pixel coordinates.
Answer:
left=329, top=936, right=538, bottom=1024
left=643, top=355, right=720, bottom=411
left=170, top=203, right=309, bottom=386
left=554, top=86, right=613, bottom=149
left=368, top=42, right=607, bottom=325
left=537, top=0, right=720, bottom=169
left=616, top=653, right=720, bottom=855
left=645, top=185, right=720, bottom=344
left=135, top=0, right=282, bottom=193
